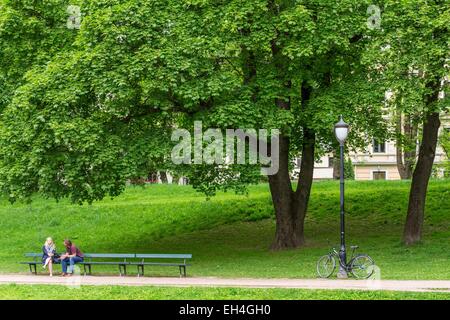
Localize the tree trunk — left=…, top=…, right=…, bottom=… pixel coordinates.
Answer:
left=268, top=81, right=316, bottom=250
left=396, top=112, right=418, bottom=179
left=396, top=112, right=408, bottom=179
left=403, top=114, right=418, bottom=179
left=268, top=126, right=316, bottom=250
left=403, top=109, right=440, bottom=245
left=332, top=150, right=340, bottom=179
left=265, top=8, right=317, bottom=249
left=159, top=171, right=168, bottom=184
left=268, top=136, right=301, bottom=249
left=293, top=127, right=315, bottom=243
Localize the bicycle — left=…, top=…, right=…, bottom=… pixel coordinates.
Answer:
left=316, top=245, right=375, bottom=279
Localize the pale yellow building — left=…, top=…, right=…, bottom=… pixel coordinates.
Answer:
left=309, top=114, right=449, bottom=181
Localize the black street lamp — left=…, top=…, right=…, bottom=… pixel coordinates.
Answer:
left=334, top=116, right=349, bottom=279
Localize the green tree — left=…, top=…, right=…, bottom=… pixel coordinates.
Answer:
left=0, top=0, right=386, bottom=249
left=392, top=105, right=419, bottom=180
left=0, top=0, right=77, bottom=110
left=364, top=0, right=449, bottom=245
left=344, top=158, right=355, bottom=180
left=175, top=0, right=385, bottom=249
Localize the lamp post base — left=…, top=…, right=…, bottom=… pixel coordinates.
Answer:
left=337, top=269, right=348, bottom=279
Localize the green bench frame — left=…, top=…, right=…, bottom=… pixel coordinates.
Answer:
left=82, top=253, right=134, bottom=276
left=20, top=253, right=44, bottom=275
left=132, top=254, right=192, bottom=277
left=20, top=253, right=192, bottom=277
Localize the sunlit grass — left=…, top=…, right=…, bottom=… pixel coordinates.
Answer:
left=0, top=180, right=448, bottom=280
left=0, top=284, right=449, bottom=300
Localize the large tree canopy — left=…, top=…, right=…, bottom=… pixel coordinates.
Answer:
left=1, top=0, right=400, bottom=248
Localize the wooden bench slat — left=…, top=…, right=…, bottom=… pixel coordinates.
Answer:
left=129, top=262, right=191, bottom=266
left=81, top=262, right=129, bottom=265
left=25, top=253, right=42, bottom=257
left=84, top=253, right=135, bottom=259
left=135, top=254, right=192, bottom=259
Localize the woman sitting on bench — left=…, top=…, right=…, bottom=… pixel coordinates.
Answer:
left=42, top=237, right=59, bottom=277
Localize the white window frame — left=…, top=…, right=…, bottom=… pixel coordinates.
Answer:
left=372, top=139, right=386, bottom=154
left=371, top=170, right=388, bottom=180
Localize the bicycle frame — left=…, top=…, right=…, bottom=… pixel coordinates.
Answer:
left=317, top=244, right=374, bottom=279
left=330, top=247, right=358, bottom=271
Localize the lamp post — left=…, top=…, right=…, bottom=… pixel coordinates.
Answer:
left=334, top=116, right=349, bottom=279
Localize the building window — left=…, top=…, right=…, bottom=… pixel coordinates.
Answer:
left=373, top=171, right=386, bottom=180
left=373, top=140, right=386, bottom=153
left=328, top=157, right=334, bottom=168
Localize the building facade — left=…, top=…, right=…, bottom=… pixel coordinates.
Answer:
left=310, top=114, right=449, bottom=181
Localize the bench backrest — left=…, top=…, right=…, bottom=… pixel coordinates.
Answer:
left=25, top=253, right=43, bottom=258
left=25, top=253, right=192, bottom=260
left=135, top=254, right=192, bottom=259
left=84, top=253, right=135, bottom=259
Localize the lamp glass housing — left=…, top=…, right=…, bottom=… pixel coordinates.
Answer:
left=334, top=118, right=349, bottom=144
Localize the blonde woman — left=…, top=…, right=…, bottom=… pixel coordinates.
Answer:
left=42, top=237, right=58, bottom=276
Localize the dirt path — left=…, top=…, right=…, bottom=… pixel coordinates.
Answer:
left=0, top=274, right=449, bottom=292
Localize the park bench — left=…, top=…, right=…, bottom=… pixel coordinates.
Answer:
left=20, top=252, right=192, bottom=277
left=82, top=253, right=134, bottom=276
left=20, top=253, right=45, bottom=275
left=131, top=254, right=192, bottom=277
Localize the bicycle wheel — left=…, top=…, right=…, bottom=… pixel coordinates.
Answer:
left=316, top=254, right=336, bottom=278
left=350, top=254, right=375, bottom=279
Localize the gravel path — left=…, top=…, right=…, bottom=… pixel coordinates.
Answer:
left=0, top=274, right=449, bottom=292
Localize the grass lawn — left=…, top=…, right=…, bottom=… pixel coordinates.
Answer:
left=0, top=284, right=449, bottom=300
left=0, top=180, right=449, bottom=281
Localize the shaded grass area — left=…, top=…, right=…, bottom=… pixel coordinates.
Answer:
left=0, top=180, right=448, bottom=280
left=0, top=284, right=448, bottom=300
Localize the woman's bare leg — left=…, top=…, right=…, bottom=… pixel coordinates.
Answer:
left=43, top=257, right=51, bottom=269
left=48, top=260, right=53, bottom=276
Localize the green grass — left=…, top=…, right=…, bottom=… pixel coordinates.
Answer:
left=0, top=180, right=449, bottom=280
left=0, top=284, right=448, bottom=300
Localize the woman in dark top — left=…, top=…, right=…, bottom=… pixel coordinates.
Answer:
left=42, top=237, right=58, bottom=277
